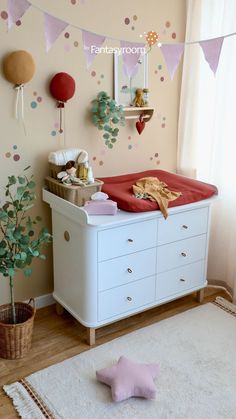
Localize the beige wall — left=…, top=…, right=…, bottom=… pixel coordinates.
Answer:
left=0, top=0, right=186, bottom=304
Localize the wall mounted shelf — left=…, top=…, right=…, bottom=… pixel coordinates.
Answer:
left=124, top=107, right=154, bottom=122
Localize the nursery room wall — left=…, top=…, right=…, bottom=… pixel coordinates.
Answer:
left=0, top=0, right=186, bottom=304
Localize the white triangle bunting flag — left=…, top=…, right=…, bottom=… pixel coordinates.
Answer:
left=199, top=37, right=224, bottom=75
left=160, top=43, right=184, bottom=80
left=82, top=30, right=106, bottom=68
left=7, top=0, right=30, bottom=30
left=44, top=13, right=68, bottom=53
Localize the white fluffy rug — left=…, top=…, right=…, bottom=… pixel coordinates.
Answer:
left=4, top=301, right=236, bottom=419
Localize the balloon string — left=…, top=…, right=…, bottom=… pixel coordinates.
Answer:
left=14, top=84, right=27, bottom=135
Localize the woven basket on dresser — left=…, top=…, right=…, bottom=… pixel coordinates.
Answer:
left=0, top=299, right=35, bottom=360
left=45, top=176, right=104, bottom=207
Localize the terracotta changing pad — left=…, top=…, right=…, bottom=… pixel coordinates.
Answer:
left=100, top=170, right=218, bottom=213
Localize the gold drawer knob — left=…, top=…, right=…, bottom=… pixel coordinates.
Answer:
left=64, top=231, right=70, bottom=242
left=127, top=268, right=133, bottom=273
left=180, top=278, right=186, bottom=282
left=127, top=296, right=132, bottom=301
left=181, top=252, right=187, bottom=257
left=127, top=238, right=134, bottom=243
left=182, top=225, right=188, bottom=229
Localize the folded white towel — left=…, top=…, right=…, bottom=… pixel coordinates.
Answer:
left=48, top=148, right=88, bottom=166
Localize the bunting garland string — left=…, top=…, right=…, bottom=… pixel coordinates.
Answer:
left=6, top=0, right=236, bottom=78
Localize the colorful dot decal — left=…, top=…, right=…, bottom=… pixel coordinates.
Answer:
left=71, top=0, right=76, bottom=4
left=64, top=32, right=70, bottom=38
left=74, top=41, right=79, bottom=47
left=124, top=17, right=130, bottom=25
left=133, top=15, right=138, bottom=21
left=161, top=123, right=166, bottom=128
left=37, top=96, right=42, bottom=103
left=16, top=20, right=21, bottom=26
left=92, top=156, right=96, bottom=161
left=91, top=71, right=96, bottom=77
left=99, top=161, right=104, bottom=166
left=31, top=101, right=37, bottom=109
left=51, top=130, right=57, bottom=136
left=165, top=21, right=171, bottom=28
left=131, top=26, right=135, bottom=31
left=150, top=152, right=160, bottom=165
left=1, top=10, right=8, bottom=20
left=158, top=65, right=162, bottom=70
left=4, top=145, right=21, bottom=162
left=172, top=32, right=176, bottom=39
left=128, top=136, right=131, bottom=140
left=160, top=76, right=164, bottom=82
left=33, top=91, right=37, bottom=96
left=97, top=80, right=101, bottom=85
left=128, top=144, right=132, bottom=150
left=101, top=74, right=104, bottom=79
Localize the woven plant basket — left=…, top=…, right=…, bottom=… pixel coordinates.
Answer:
left=0, top=299, right=35, bottom=360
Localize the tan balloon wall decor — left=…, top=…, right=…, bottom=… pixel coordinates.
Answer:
left=2, top=50, right=35, bottom=133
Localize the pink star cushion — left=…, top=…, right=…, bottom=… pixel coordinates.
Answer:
left=96, top=356, right=159, bottom=402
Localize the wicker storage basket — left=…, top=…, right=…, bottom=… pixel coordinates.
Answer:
left=49, top=163, right=65, bottom=179
left=45, top=176, right=104, bottom=207
left=0, top=299, right=35, bottom=359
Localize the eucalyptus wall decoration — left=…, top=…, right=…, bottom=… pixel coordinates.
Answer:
left=91, top=91, right=125, bottom=149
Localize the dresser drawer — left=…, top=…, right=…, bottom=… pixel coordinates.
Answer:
left=156, top=261, right=205, bottom=300
left=157, top=235, right=206, bottom=273
left=157, top=207, right=208, bottom=245
left=98, top=276, right=156, bottom=321
left=98, top=219, right=157, bottom=261
left=98, top=248, right=156, bottom=291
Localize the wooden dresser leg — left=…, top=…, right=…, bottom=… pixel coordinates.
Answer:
left=196, top=289, right=204, bottom=303
left=87, top=328, right=96, bottom=346
left=56, top=302, right=64, bottom=315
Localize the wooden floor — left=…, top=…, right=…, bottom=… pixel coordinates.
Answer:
left=0, top=288, right=229, bottom=418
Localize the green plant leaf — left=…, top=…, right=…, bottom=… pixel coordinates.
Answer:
left=18, top=176, right=26, bottom=185
left=103, top=133, right=110, bottom=140
left=8, top=267, right=15, bottom=277
left=8, top=176, right=16, bottom=185
left=28, top=181, right=36, bottom=189
left=0, top=211, right=8, bottom=220
left=111, top=138, right=117, bottom=143
left=36, top=216, right=42, bottom=222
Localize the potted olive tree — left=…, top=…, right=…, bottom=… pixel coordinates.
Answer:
left=0, top=167, right=52, bottom=359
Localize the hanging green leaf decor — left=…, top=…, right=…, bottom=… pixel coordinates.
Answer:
left=91, top=91, right=125, bottom=149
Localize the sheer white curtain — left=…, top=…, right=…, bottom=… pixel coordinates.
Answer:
left=177, top=0, right=236, bottom=301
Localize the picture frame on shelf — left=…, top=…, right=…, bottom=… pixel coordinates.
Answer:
left=114, top=53, right=148, bottom=107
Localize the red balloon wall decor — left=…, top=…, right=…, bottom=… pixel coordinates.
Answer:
left=49, top=72, right=76, bottom=135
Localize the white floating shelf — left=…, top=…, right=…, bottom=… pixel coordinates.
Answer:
left=124, top=107, right=154, bottom=122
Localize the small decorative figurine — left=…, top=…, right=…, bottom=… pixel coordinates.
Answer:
left=133, top=88, right=145, bottom=107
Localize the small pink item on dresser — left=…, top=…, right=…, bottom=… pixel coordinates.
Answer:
left=84, top=199, right=117, bottom=215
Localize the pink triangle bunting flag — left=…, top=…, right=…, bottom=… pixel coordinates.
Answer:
left=82, top=30, right=106, bottom=68
left=120, top=41, right=145, bottom=79
left=7, top=0, right=30, bottom=30
left=44, top=13, right=68, bottom=52
left=199, top=37, right=224, bottom=75
left=160, top=43, right=184, bottom=80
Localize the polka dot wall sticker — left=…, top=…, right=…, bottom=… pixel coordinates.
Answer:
left=150, top=152, right=160, bottom=165
left=4, top=145, right=21, bottom=162
left=0, top=10, right=8, bottom=20
left=30, top=91, right=43, bottom=110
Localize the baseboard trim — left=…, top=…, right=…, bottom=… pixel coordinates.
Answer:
left=25, top=293, right=55, bottom=309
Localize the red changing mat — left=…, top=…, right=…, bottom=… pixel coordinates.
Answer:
left=99, top=170, right=218, bottom=213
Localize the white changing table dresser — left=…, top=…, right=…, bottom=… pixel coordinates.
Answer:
left=43, top=188, right=215, bottom=345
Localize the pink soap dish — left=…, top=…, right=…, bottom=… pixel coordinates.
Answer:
left=84, top=199, right=118, bottom=215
